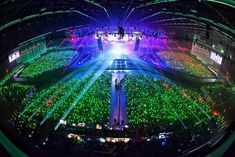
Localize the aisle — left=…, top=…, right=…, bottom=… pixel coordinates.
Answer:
left=109, top=72, right=127, bottom=129
left=119, top=74, right=127, bottom=126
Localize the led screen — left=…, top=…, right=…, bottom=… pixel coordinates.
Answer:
left=8, top=50, right=20, bottom=63
left=210, top=51, right=223, bottom=64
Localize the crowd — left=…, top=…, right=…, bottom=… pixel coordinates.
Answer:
left=125, top=74, right=223, bottom=128
left=19, top=76, right=89, bottom=129
left=0, top=65, right=23, bottom=86
left=20, top=50, right=74, bottom=78
left=156, top=51, right=214, bottom=77
left=0, top=65, right=33, bottom=104
left=66, top=73, right=111, bottom=124
left=19, top=73, right=111, bottom=129
left=0, top=83, right=33, bottom=104
left=202, top=83, right=235, bottom=124
left=1, top=68, right=228, bottom=156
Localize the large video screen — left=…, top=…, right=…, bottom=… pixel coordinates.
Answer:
left=210, top=52, right=223, bottom=64
left=8, top=50, right=20, bottom=63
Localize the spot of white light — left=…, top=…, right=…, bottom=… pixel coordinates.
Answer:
left=110, top=43, right=127, bottom=59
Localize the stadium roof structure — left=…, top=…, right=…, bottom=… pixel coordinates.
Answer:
left=0, top=1, right=235, bottom=157
left=0, top=0, right=234, bottom=57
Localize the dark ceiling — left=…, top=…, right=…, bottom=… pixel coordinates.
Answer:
left=0, top=0, right=234, bottom=58
left=0, top=0, right=234, bottom=27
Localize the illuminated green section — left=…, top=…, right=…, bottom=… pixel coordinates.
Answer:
left=0, top=65, right=34, bottom=105
left=125, top=74, right=224, bottom=127
left=39, top=76, right=92, bottom=125
left=0, top=65, right=23, bottom=86
left=19, top=73, right=111, bottom=129
left=0, top=83, right=33, bottom=103
left=19, top=77, right=90, bottom=129
left=66, top=73, right=111, bottom=124
left=19, top=50, right=74, bottom=78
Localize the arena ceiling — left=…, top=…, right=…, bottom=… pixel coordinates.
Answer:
left=0, top=0, right=234, bottom=57
left=0, top=1, right=234, bottom=27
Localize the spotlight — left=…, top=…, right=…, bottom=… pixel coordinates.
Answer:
left=110, top=43, right=126, bottom=59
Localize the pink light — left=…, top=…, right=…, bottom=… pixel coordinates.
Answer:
left=62, top=36, right=87, bottom=75
left=70, top=37, right=78, bottom=45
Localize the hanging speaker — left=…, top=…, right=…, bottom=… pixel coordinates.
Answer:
left=206, top=31, right=209, bottom=39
